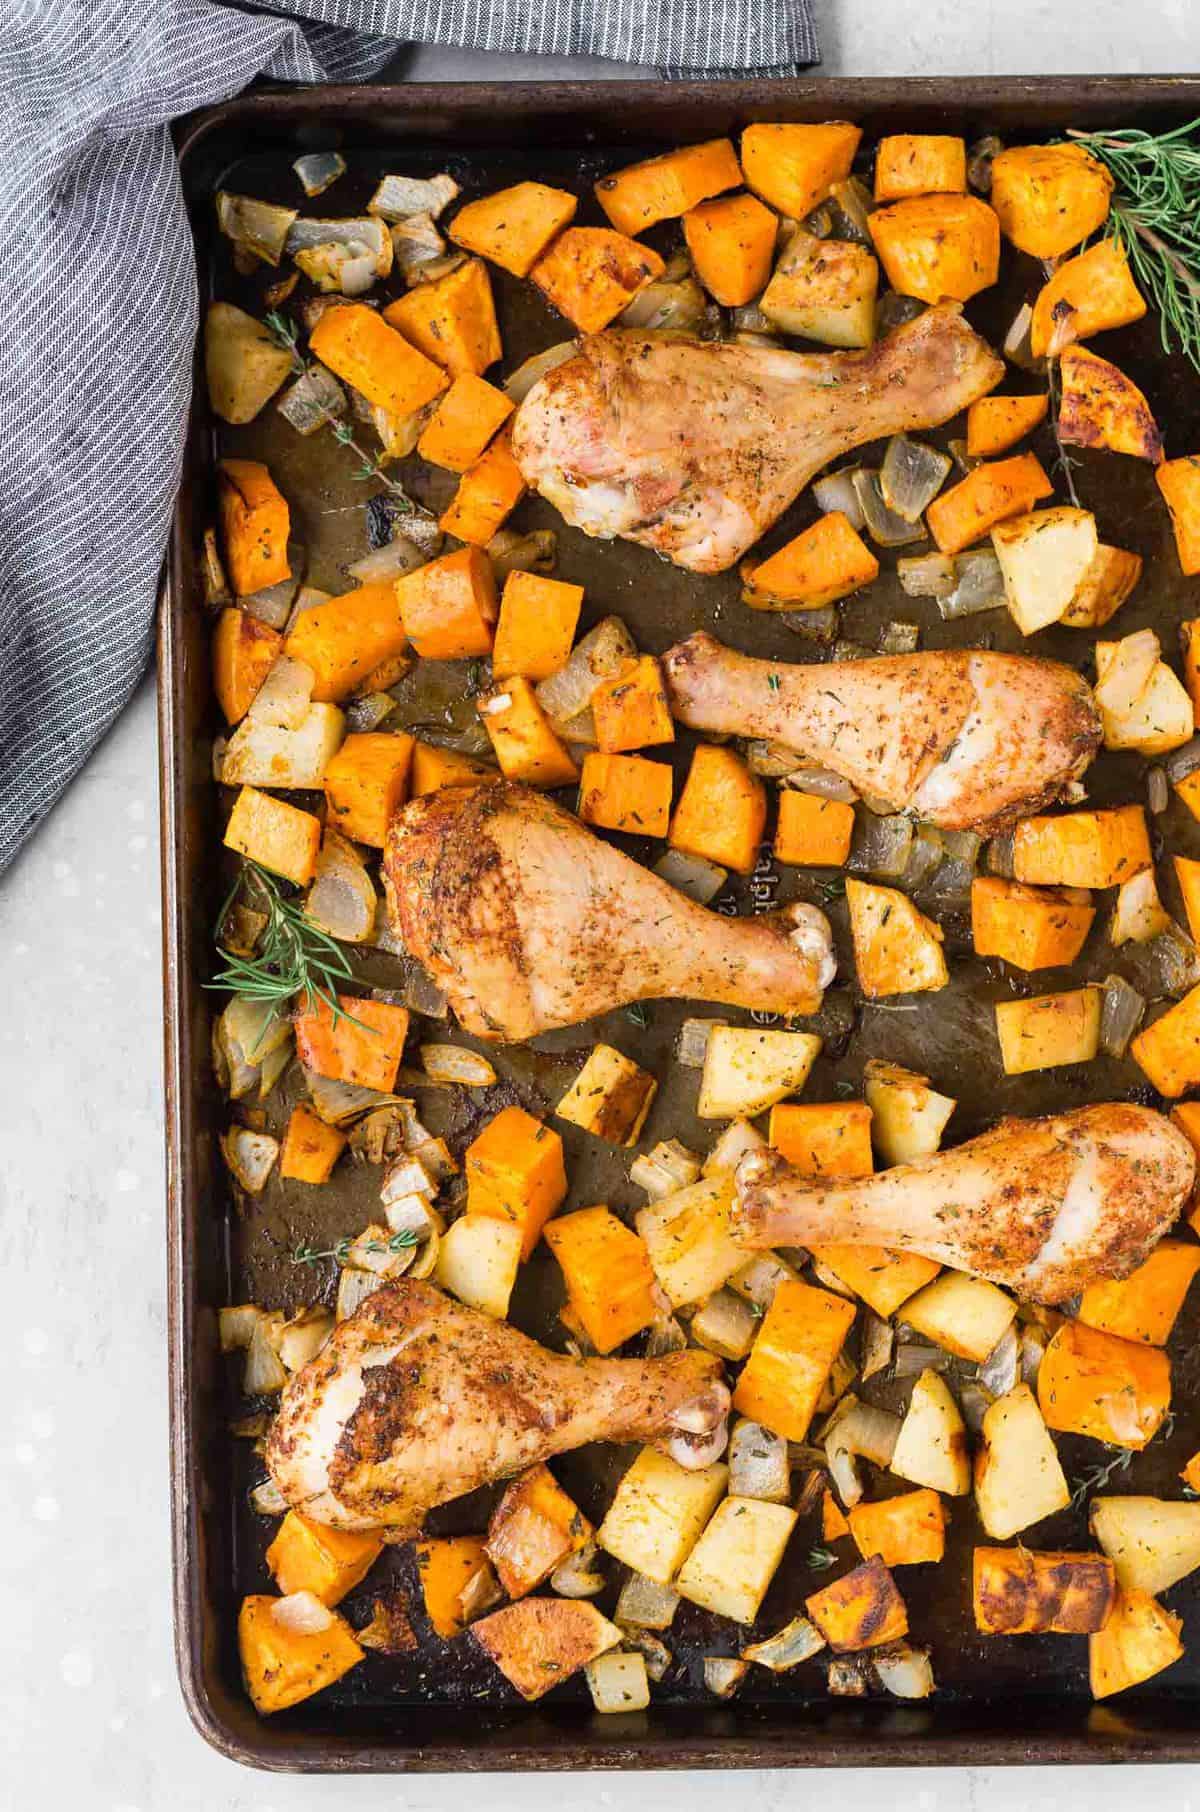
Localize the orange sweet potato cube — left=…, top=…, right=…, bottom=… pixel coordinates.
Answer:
left=990, top=142, right=1113, bottom=259
left=469, top=1598, right=620, bottom=1700
left=1158, top=457, right=1200, bottom=576
left=849, top=1490, right=946, bottom=1567
left=417, top=373, right=514, bottom=472
left=774, top=791, right=855, bottom=867
left=544, top=1206, right=660, bottom=1353
left=266, top=1512, right=383, bottom=1607
left=741, top=511, right=879, bottom=609
left=309, top=302, right=448, bottom=417
left=740, top=122, right=862, bottom=220
left=218, top=458, right=291, bottom=597
left=212, top=609, right=283, bottom=723
left=410, top=741, right=497, bottom=795
left=439, top=428, right=526, bottom=545
left=323, top=731, right=414, bottom=847
left=1030, top=238, right=1147, bottom=359
left=478, top=675, right=580, bottom=788
left=238, top=1594, right=363, bottom=1714
left=492, top=571, right=583, bottom=681
left=395, top=546, right=498, bottom=659
left=926, top=452, right=1054, bottom=556
left=486, top=1464, right=593, bottom=1599
left=578, top=752, right=672, bottom=837
left=414, top=1536, right=496, bottom=1638
left=683, top=191, right=778, bottom=308
left=592, top=655, right=675, bottom=754
left=973, top=1547, right=1116, bottom=1635
left=1037, top=1319, right=1171, bottom=1449
left=595, top=138, right=743, bottom=237
left=1078, top=1239, right=1200, bottom=1347
left=733, top=1277, right=857, bottom=1442
left=806, top=1556, right=909, bottom=1652
left=1131, top=983, right=1200, bottom=1098
left=466, top=1105, right=567, bottom=1258
left=965, top=393, right=1049, bottom=459
left=449, top=181, right=579, bottom=277
left=293, top=994, right=410, bottom=1092
left=874, top=134, right=966, bottom=202
left=285, top=580, right=409, bottom=702
left=970, top=875, right=1095, bottom=971
left=822, top=1488, right=851, bottom=1542
left=669, top=743, right=765, bottom=875
left=1011, top=805, right=1150, bottom=889
left=531, top=227, right=665, bottom=334
left=1090, top=1587, right=1183, bottom=1699
left=279, top=1103, right=346, bottom=1183
left=768, top=1102, right=873, bottom=1176
left=868, top=195, right=1000, bottom=304
left=384, top=257, right=502, bottom=376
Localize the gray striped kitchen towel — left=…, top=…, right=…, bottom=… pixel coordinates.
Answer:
left=0, top=0, right=818, bottom=873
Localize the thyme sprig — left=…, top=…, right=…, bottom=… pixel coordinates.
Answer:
left=1066, top=120, right=1200, bottom=373
left=208, top=860, right=363, bottom=1026
left=807, top=1546, right=837, bottom=1571
left=292, top=1230, right=418, bottom=1268
left=1068, top=1445, right=1134, bottom=1511
left=264, top=310, right=421, bottom=509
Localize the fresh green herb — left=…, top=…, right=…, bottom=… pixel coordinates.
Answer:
left=1066, top=120, right=1200, bottom=374
left=815, top=875, right=846, bottom=904
left=208, top=860, right=365, bottom=1026
left=1069, top=1445, right=1135, bottom=1511
left=1045, top=354, right=1083, bottom=508
left=625, top=1002, right=650, bottom=1028
left=807, top=1546, right=837, bottom=1571
left=834, top=1080, right=856, bottom=1099
left=767, top=672, right=782, bottom=693
left=292, top=1229, right=418, bottom=1268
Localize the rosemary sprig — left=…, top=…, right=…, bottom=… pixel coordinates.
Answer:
left=807, top=1546, right=837, bottom=1571
left=1066, top=120, right=1200, bottom=373
left=1068, top=1445, right=1134, bottom=1511
left=264, top=310, right=421, bottom=509
left=292, top=1229, right=418, bottom=1268
left=207, top=860, right=363, bottom=1026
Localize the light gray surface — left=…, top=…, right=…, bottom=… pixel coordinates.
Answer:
left=3, top=8, right=1199, bottom=1804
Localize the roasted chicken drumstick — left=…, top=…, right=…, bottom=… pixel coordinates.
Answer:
left=510, top=304, right=1004, bottom=573
left=267, top=1280, right=730, bottom=1532
left=384, top=781, right=834, bottom=1040
left=663, top=632, right=1101, bottom=833
left=734, top=1103, right=1194, bottom=1303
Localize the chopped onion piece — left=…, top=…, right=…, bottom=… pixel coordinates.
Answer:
left=704, top=1657, right=748, bottom=1699
left=242, top=558, right=304, bottom=630
left=849, top=810, right=913, bottom=879
left=880, top=436, right=953, bottom=523
left=898, top=552, right=955, bottom=598
left=1020, top=1326, right=1047, bottom=1388
left=704, top=1117, right=767, bottom=1177
left=729, top=1420, right=791, bottom=1501
left=978, top=1324, right=1019, bottom=1397
left=202, top=527, right=232, bottom=608
left=457, top=1561, right=502, bottom=1624
left=410, top=251, right=468, bottom=287
left=1163, top=735, right=1200, bottom=784
left=745, top=738, right=802, bottom=778
left=287, top=213, right=389, bottom=264
left=293, top=151, right=346, bottom=198
left=488, top=527, right=557, bottom=581
left=652, top=848, right=727, bottom=905
left=273, top=1591, right=334, bottom=1635
left=874, top=1644, right=935, bottom=1700
left=861, top=1311, right=894, bottom=1381
left=1111, top=867, right=1169, bottom=946
left=278, top=1308, right=334, bottom=1371
left=244, top=1318, right=288, bottom=1394
left=728, top=1253, right=795, bottom=1312
left=892, top=1340, right=951, bottom=1378
left=743, top=1616, right=826, bottom=1672
left=1003, top=301, right=1044, bottom=373
left=876, top=291, right=927, bottom=336
left=346, top=1221, right=417, bottom=1279
left=644, top=1313, right=688, bottom=1356
left=277, top=362, right=346, bottom=436
left=216, top=191, right=297, bottom=266
left=827, top=1658, right=870, bottom=1697
left=549, top=1540, right=606, bottom=1598
left=932, top=828, right=982, bottom=901
left=504, top=341, right=577, bottom=404
left=250, top=1478, right=288, bottom=1516
left=305, top=1068, right=407, bottom=1127
left=419, top=1043, right=497, bottom=1087
left=368, top=172, right=459, bottom=222
left=853, top=470, right=927, bottom=547
left=619, top=275, right=707, bottom=332
left=616, top=1572, right=681, bottom=1630
left=220, top=1126, right=279, bottom=1195
left=219, top=1305, right=262, bottom=1353
left=828, top=176, right=874, bottom=244
left=987, top=831, right=1015, bottom=878
left=336, top=1265, right=385, bottom=1322
left=293, top=241, right=377, bottom=295
left=940, top=549, right=1005, bottom=619
left=357, top=1594, right=418, bottom=1654
left=678, top=1017, right=726, bottom=1069
left=1148, top=766, right=1170, bottom=815
left=348, top=534, right=426, bottom=585
left=630, top=1139, right=702, bottom=1199
left=782, top=765, right=858, bottom=803
left=905, top=823, right=944, bottom=890
left=825, top=1400, right=901, bottom=1507
left=798, top=205, right=831, bottom=240
left=306, top=835, right=378, bottom=946
left=879, top=620, right=920, bottom=656
left=223, top=996, right=291, bottom=1071
left=691, top=1289, right=759, bottom=1361
left=730, top=303, right=778, bottom=336
left=620, top=1629, right=673, bottom=1682
left=967, top=135, right=1003, bottom=195
left=782, top=606, right=840, bottom=642
left=1148, top=922, right=1200, bottom=997
left=812, top=468, right=866, bottom=531
left=247, top=655, right=316, bottom=730
left=390, top=212, right=447, bottom=284
left=535, top=615, right=635, bottom=726
left=958, top=1383, right=993, bottom=1436
left=1100, top=974, right=1145, bottom=1058
left=345, top=692, right=395, bottom=734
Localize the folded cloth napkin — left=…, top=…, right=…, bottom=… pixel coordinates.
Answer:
left=0, top=0, right=817, bottom=872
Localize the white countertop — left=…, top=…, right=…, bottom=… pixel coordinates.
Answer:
left=4, top=6, right=1199, bottom=1804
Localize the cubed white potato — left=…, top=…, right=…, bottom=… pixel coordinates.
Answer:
left=220, top=702, right=345, bottom=789
left=991, top=506, right=1099, bottom=636
left=863, top=1059, right=956, bottom=1164
left=635, top=1174, right=746, bottom=1309
left=974, top=1383, right=1070, bottom=1540
left=584, top=1650, right=651, bottom=1713
left=900, top=1272, right=1016, bottom=1362
left=995, top=987, right=1101, bottom=1075
left=676, top=1497, right=798, bottom=1625
left=697, top=1028, right=822, bottom=1119
left=889, top=1369, right=971, bottom=1496
left=597, top=1449, right=728, bottom=1585
left=1090, top=1496, right=1200, bottom=1597
left=760, top=230, right=878, bottom=349
left=434, top=1214, right=522, bottom=1319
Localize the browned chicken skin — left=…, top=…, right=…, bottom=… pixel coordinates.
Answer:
left=510, top=304, right=1004, bottom=572
left=733, top=1103, right=1194, bottom=1303
left=383, top=780, right=834, bottom=1040
left=663, top=632, right=1101, bottom=833
left=266, top=1280, right=730, bottom=1532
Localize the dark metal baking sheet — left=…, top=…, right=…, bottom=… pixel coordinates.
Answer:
left=163, top=75, right=1200, bottom=1771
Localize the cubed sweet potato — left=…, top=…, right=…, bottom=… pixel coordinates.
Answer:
left=544, top=1206, right=659, bottom=1353
left=323, top=731, right=414, bottom=847
left=395, top=546, right=498, bottom=659
left=823, top=1488, right=851, bottom=1542
left=806, top=1556, right=909, bottom=1653
left=1038, top=1319, right=1171, bottom=1450
left=1131, top=983, right=1200, bottom=1097
left=809, top=1246, right=939, bottom=1320
left=1079, top=1240, right=1200, bottom=1347
left=486, top=1464, right=593, bottom=1599
left=1090, top=1588, right=1183, bottom=1699
left=439, top=427, right=526, bottom=546
left=414, top=1536, right=495, bottom=1638
left=592, top=655, right=675, bottom=753
left=1158, top=457, right=1200, bottom=575
left=212, top=609, right=283, bottom=724
left=293, top=994, right=410, bottom=1092
left=478, top=675, right=580, bottom=787
left=218, top=459, right=291, bottom=597
left=238, top=1594, right=363, bottom=1714
left=1059, top=343, right=1164, bottom=464
left=774, top=790, right=855, bottom=867
left=868, top=195, right=1000, bottom=304
left=1030, top=236, right=1147, bottom=359
left=846, top=877, right=947, bottom=996
left=309, top=302, right=448, bottom=417
left=470, top=1598, right=621, bottom=1700
left=733, top=1277, right=857, bottom=1443
left=926, top=452, right=1054, bottom=556
left=669, top=743, right=765, bottom=876
left=417, top=372, right=514, bottom=472
left=965, top=392, right=1049, bottom=460
left=1012, top=805, right=1150, bottom=889
left=579, top=752, right=672, bottom=837
left=768, top=1101, right=873, bottom=1176
left=279, top=1103, right=346, bottom=1183
left=1176, top=853, right=1200, bottom=945
left=285, top=580, right=409, bottom=702
left=740, top=122, right=862, bottom=220
left=849, top=1490, right=946, bottom=1567
left=683, top=191, right=778, bottom=307
left=874, top=134, right=966, bottom=202
left=223, top=785, right=321, bottom=886
left=449, top=181, right=578, bottom=277
left=410, top=741, right=497, bottom=795
left=493, top=571, right=583, bottom=682
left=266, top=1512, right=383, bottom=1607
left=466, top=1104, right=567, bottom=1258
left=531, top=227, right=665, bottom=334
left=384, top=257, right=502, bottom=376
left=990, top=143, right=1113, bottom=258
left=741, top=511, right=879, bottom=609
left=973, top=1547, right=1116, bottom=1635
left=596, top=138, right=742, bottom=237
left=971, top=875, right=1095, bottom=971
